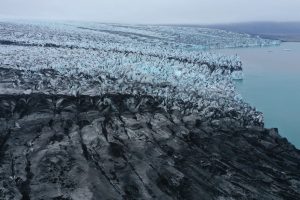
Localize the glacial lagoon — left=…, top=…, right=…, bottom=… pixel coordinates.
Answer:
left=215, top=42, right=300, bottom=148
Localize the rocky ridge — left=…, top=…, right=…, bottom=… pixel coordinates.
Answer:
left=0, top=93, right=299, bottom=200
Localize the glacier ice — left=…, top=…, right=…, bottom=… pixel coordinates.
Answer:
left=0, top=20, right=276, bottom=126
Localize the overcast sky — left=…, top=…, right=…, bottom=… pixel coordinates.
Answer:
left=0, top=0, right=300, bottom=24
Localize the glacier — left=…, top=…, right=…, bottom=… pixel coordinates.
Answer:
left=0, top=20, right=279, bottom=126
left=0, top=20, right=299, bottom=200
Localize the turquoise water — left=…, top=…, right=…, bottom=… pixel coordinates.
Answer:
left=215, top=42, right=300, bottom=148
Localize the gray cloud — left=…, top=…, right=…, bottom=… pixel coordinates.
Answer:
left=0, top=0, right=299, bottom=24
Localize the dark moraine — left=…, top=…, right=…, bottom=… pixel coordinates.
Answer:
left=0, top=93, right=299, bottom=200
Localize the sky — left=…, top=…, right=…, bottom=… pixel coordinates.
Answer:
left=0, top=0, right=300, bottom=24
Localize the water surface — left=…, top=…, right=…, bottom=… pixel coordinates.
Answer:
left=215, top=42, right=300, bottom=148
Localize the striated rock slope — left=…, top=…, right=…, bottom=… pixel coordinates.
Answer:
left=0, top=94, right=299, bottom=200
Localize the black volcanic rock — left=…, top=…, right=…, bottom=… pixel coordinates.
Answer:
left=0, top=94, right=299, bottom=200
